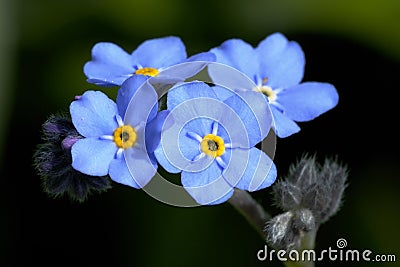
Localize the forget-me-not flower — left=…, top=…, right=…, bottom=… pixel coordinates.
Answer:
left=84, top=36, right=216, bottom=87
left=70, top=75, right=166, bottom=188
left=208, top=32, right=339, bottom=138
left=154, top=81, right=277, bottom=205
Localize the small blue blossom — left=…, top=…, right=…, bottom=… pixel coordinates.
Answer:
left=70, top=75, right=166, bottom=188
left=208, top=32, right=339, bottom=138
left=84, top=36, right=216, bottom=87
left=154, top=81, right=277, bottom=205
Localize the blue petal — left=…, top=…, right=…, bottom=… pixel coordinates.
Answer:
left=186, top=52, right=216, bottom=62
left=124, top=145, right=158, bottom=188
left=167, top=81, right=220, bottom=110
left=85, top=64, right=133, bottom=87
left=87, top=42, right=133, bottom=67
left=181, top=161, right=234, bottom=205
left=220, top=147, right=249, bottom=188
left=131, top=36, right=186, bottom=68
left=167, top=84, right=252, bottom=150
left=210, top=39, right=258, bottom=82
left=277, top=82, right=339, bottom=122
left=256, top=33, right=305, bottom=89
left=270, top=106, right=300, bottom=138
left=155, top=61, right=212, bottom=84
left=154, top=144, right=181, bottom=174
left=232, top=147, right=277, bottom=191
left=154, top=109, right=185, bottom=173
left=108, top=156, right=140, bottom=188
left=167, top=83, right=239, bottom=126
left=207, top=62, right=257, bottom=95
left=166, top=84, right=231, bottom=135
left=148, top=152, right=158, bottom=166
left=145, top=110, right=170, bottom=153
left=71, top=138, right=116, bottom=176
left=223, top=91, right=272, bottom=147
left=182, top=117, right=214, bottom=139
left=116, top=75, right=149, bottom=117
left=211, top=83, right=235, bottom=102
left=179, top=128, right=204, bottom=162
left=84, top=42, right=134, bottom=86
left=156, top=113, right=214, bottom=173
left=123, top=80, right=158, bottom=128
left=167, top=90, right=250, bottom=156
left=70, top=90, right=118, bottom=137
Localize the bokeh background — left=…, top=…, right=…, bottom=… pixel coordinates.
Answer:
left=1, top=0, right=399, bottom=266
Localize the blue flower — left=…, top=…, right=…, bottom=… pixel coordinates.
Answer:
left=208, top=32, right=339, bottom=138
left=70, top=75, right=166, bottom=188
left=154, top=81, right=277, bottom=205
left=84, top=36, right=216, bottom=87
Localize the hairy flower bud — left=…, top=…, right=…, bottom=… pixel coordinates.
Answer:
left=33, top=113, right=111, bottom=202
left=265, top=154, right=348, bottom=250
left=272, top=154, right=348, bottom=224
left=264, top=208, right=315, bottom=250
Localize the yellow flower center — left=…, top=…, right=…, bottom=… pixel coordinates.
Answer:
left=113, top=125, right=137, bottom=149
left=135, top=67, right=159, bottom=77
left=254, top=85, right=277, bottom=102
left=200, top=134, right=225, bottom=158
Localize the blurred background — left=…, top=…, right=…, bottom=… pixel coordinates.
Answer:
left=1, top=0, right=399, bottom=266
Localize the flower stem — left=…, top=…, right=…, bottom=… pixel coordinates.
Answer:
left=228, top=189, right=271, bottom=239
left=283, top=229, right=317, bottom=267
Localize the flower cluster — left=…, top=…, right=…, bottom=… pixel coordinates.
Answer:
left=34, top=33, right=339, bottom=205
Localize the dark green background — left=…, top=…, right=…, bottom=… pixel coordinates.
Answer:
left=1, top=0, right=399, bottom=266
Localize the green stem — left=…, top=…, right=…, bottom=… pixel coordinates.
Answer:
left=228, top=189, right=271, bottom=239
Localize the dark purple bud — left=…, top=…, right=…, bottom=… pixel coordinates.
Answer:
left=61, top=136, right=80, bottom=150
